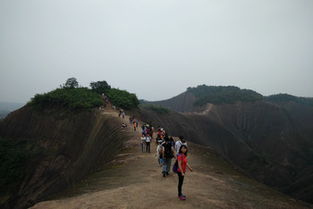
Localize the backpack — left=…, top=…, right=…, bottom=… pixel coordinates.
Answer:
left=172, top=154, right=181, bottom=173
left=163, top=143, right=174, bottom=158
left=172, top=159, right=178, bottom=173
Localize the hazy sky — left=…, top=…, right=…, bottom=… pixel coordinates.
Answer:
left=1, top=0, right=313, bottom=103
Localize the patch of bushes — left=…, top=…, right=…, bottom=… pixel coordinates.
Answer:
left=187, top=85, right=263, bottom=106
left=106, top=88, right=139, bottom=110
left=28, top=78, right=139, bottom=110
left=140, top=104, right=170, bottom=114
left=29, top=88, right=103, bottom=110
left=90, top=81, right=111, bottom=94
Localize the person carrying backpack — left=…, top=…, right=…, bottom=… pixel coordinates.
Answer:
left=141, top=135, right=146, bottom=152
left=176, top=145, right=193, bottom=200
left=156, top=141, right=164, bottom=166
left=161, top=137, right=176, bottom=177
left=145, top=135, right=151, bottom=153
left=175, top=136, right=187, bottom=153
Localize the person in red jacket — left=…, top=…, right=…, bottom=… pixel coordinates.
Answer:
left=177, top=145, right=193, bottom=200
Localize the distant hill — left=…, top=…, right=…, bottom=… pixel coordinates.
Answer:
left=265, top=93, right=313, bottom=106
left=146, top=85, right=313, bottom=113
left=187, top=85, right=263, bottom=106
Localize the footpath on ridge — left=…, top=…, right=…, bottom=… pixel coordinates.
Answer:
left=30, top=108, right=312, bottom=209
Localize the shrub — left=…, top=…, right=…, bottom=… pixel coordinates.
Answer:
left=62, top=77, right=79, bottom=88
left=90, top=81, right=111, bottom=94
left=29, top=87, right=103, bottom=110
left=106, top=88, right=139, bottom=110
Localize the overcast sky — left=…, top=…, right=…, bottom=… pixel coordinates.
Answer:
left=1, top=0, right=312, bottom=103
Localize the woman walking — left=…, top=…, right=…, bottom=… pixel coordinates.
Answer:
left=177, top=145, right=192, bottom=200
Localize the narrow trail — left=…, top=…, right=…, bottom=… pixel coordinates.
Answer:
left=31, top=108, right=312, bottom=209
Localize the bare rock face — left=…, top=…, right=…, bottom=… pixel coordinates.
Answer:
left=142, top=95, right=313, bottom=204
left=0, top=106, right=129, bottom=209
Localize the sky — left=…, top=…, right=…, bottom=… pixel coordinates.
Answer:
left=0, top=0, right=313, bottom=103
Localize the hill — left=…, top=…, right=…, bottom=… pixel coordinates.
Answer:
left=29, top=108, right=312, bottom=209
left=147, top=85, right=313, bottom=113
left=0, top=106, right=131, bottom=209
left=1, top=83, right=313, bottom=208
left=143, top=85, right=313, bottom=204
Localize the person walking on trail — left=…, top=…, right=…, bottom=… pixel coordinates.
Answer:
left=156, top=141, right=164, bottom=166
left=141, top=136, right=146, bottom=152
left=176, top=145, right=193, bottom=200
left=169, top=136, right=175, bottom=147
left=162, top=137, right=176, bottom=177
left=133, top=120, right=137, bottom=131
left=145, top=135, right=151, bottom=153
left=175, top=136, right=188, bottom=154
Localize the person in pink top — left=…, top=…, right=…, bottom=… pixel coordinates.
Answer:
left=177, top=145, right=193, bottom=200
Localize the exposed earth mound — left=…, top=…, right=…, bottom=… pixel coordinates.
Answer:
left=0, top=106, right=130, bottom=209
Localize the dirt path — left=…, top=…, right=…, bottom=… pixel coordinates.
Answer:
left=30, top=108, right=312, bottom=209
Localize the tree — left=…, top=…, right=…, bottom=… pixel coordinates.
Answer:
left=63, top=77, right=79, bottom=88
left=90, top=81, right=111, bottom=94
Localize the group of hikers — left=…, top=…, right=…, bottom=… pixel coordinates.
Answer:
left=142, top=126, right=193, bottom=200
left=116, top=109, right=193, bottom=201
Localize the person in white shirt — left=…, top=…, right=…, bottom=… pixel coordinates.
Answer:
left=156, top=140, right=164, bottom=166
left=175, top=136, right=187, bottom=154
left=145, top=136, right=151, bottom=153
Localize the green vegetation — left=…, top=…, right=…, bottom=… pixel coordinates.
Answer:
left=265, top=94, right=313, bottom=106
left=30, top=88, right=103, bottom=110
left=187, top=85, right=263, bottom=106
left=0, top=137, right=42, bottom=198
left=62, top=77, right=79, bottom=88
left=106, top=88, right=139, bottom=110
left=28, top=78, right=139, bottom=110
left=90, top=81, right=111, bottom=94
left=139, top=104, right=170, bottom=114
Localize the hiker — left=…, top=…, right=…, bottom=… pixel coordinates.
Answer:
left=141, top=124, right=147, bottom=135
left=169, top=136, right=175, bottom=147
left=149, top=125, right=154, bottom=139
left=145, top=135, right=151, bottom=153
left=176, top=145, right=193, bottom=200
left=156, top=140, right=164, bottom=166
left=141, top=136, right=146, bottom=152
left=133, top=120, right=137, bottom=131
left=122, top=111, right=125, bottom=119
left=175, top=136, right=188, bottom=153
left=161, top=137, right=176, bottom=177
